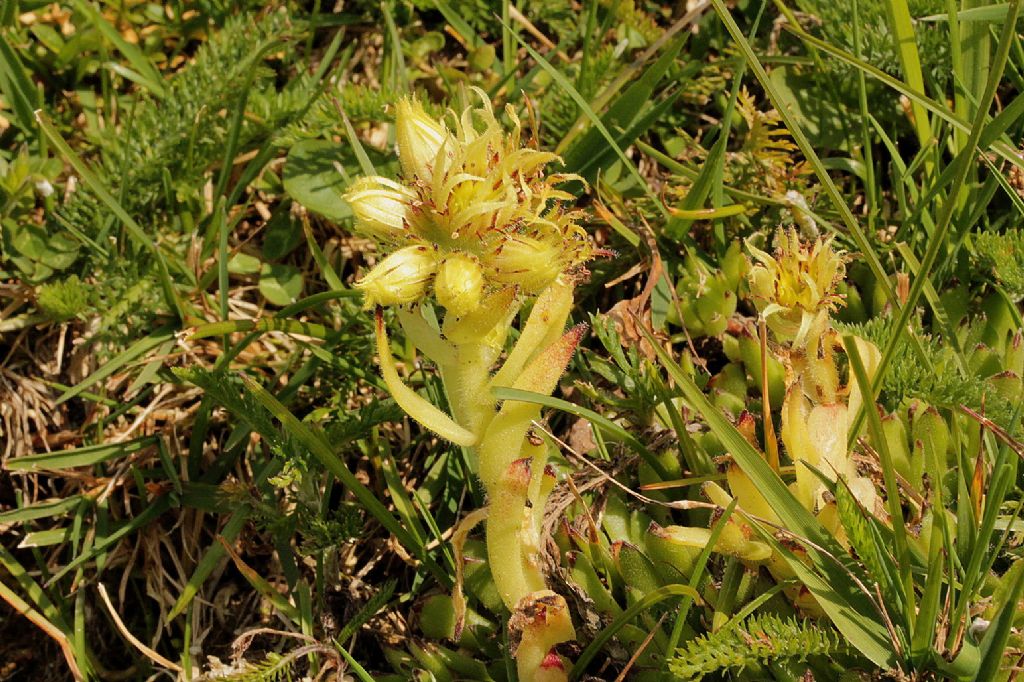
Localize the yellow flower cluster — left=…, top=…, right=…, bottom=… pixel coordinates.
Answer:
left=344, top=90, right=591, bottom=316
left=747, top=229, right=846, bottom=347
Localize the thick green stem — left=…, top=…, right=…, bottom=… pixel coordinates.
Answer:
left=525, top=440, right=556, bottom=519
left=487, top=458, right=547, bottom=608
left=478, top=402, right=544, bottom=492
left=374, top=310, right=477, bottom=446
left=442, top=341, right=499, bottom=441
left=411, top=279, right=582, bottom=681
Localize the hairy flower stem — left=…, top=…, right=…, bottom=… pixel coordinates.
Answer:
left=378, top=279, right=579, bottom=681
left=444, top=342, right=501, bottom=437
left=351, top=93, right=591, bottom=682
left=487, top=458, right=547, bottom=606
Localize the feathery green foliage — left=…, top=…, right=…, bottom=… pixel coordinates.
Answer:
left=175, top=367, right=287, bottom=451
left=53, top=12, right=299, bottom=244
left=794, top=0, right=950, bottom=84
left=974, top=229, right=1024, bottom=300
left=337, top=579, right=397, bottom=643
left=213, top=653, right=298, bottom=682
left=837, top=317, right=1014, bottom=425
left=35, top=274, right=91, bottom=321
left=670, top=614, right=850, bottom=680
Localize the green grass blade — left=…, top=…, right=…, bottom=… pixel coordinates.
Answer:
left=338, top=104, right=378, bottom=178
left=852, top=0, right=878, bottom=227
left=5, top=436, right=157, bottom=472
left=560, top=30, right=688, bottom=174
left=747, top=520, right=899, bottom=669
left=845, top=336, right=915, bottom=633
left=491, top=387, right=670, bottom=480
left=72, top=0, right=166, bottom=97
left=948, top=447, right=1023, bottom=649
left=569, top=584, right=702, bottom=680
left=0, top=32, right=42, bottom=135
left=502, top=0, right=517, bottom=91
left=635, top=140, right=783, bottom=207
left=212, top=84, right=251, bottom=202
left=432, top=0, right=482, bottom=48
left=218, top=536, right=301, bottom=621
left=45, top=497, right=170, bottom=586
left=894, top=244, right=968, bottom=372
left=504, top=22, right=669, bottom=218
left=18, top=528, right=73, bottom=548
left=642, top=325, right=896, bottom=668
left=920, top=3, right=1012, bottom=21
left=337, top=643, right=378, bottom=682
left=981, top=152, right=1024, bottom=218
left=125, top=338, right=174, bottom=396
left=381, top=1, right=408, bottom=91
left=214, top=290, right=358, bottom=370
left=571, top=87, right=683, bottom=184
left=666, top=49, right=746, bottom=238
left=215, top=202, right=230, bottom=354
left=54, top=328, right=175, bottom=405
left=0, top=545, right=72, bottom=631
left=850, top=0, right=1023, bottom=441
left=0, top=496, right=83, bottom=525
left=555, top=3, right=709, bottom=155
left=302, top=215, right=345, bottom=291
left=708, top=0, right=898, bottom=311
left=0, top=576, right=78, bottom=674
left=910, top=522, right=945, bottom=662
left=237, top=373, right=452, bottom=588
left=882, top=0, right=931, bottom=147
left=667, top=499, right=741, bottom=654
left=190, top=318, right=331, bottom=341
left=378, top=451, right=430, bottom=557
left=975, top=562, right=1024, bottom=680
left=168, top=509, right=251, bottom=619
left=833, top=478, right=904, bottom=618
left=961, top=0, right=991, bottom=109
left=780, top=24, right=1023, bottom=169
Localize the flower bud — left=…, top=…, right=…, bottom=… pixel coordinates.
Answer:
left=395, top=98, right=447, bottom=181
left=435, top=253, right=484, bottom=317
left=356, top=245, right=437, bottom=308
left=485, top=235, right=562, bottom=293
left=747, top=230, right=846, bottom=347
left=344, top=176, right=414, bottom=242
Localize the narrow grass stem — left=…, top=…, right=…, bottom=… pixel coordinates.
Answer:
left=856, top=0, right=1023, bottom=442
left=845, top=336, right=916, bottom=637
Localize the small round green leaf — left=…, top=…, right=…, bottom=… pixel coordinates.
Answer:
left=228, top=253, right=262, bottom=275
left=259, top=263, right=304, bottom=306
left=262, top=204, right=303, bottom=261
left=283, top=139, right=353, bottom=221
